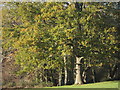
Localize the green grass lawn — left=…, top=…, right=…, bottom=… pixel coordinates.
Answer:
left=46, top=81, right=119, bottom=88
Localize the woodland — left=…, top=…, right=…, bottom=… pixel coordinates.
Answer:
left=2, top=2, right=120, bottom=88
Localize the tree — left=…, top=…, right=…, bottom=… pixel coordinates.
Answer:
left=2, top=2, right=120, bottom=87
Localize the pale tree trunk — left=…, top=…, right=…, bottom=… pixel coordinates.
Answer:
left=74, top=56, right=83, bottom=85
left=64, top=56, right=68, bottom=85
left=82, top=66, right=91, bottom=83
left=82, top=71, right=86, bottom=83
left=58, top=69, right=62, bottom=86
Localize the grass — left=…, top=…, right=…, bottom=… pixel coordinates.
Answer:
left=46, top=81, right=119, bottom=88
left=7, top=81, right=119, bottom=90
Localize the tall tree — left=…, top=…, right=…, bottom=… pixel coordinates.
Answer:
left=2, top=2, right=120, bottom=86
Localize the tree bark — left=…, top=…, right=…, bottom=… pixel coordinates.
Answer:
left=82, top=66, right=91, bottom=83
left=58, top=69, right=62, bottom=86
left=82, top=71, right=86, bottom=83
left=92, top=68, right=96, bottom=83
left=74, top=56, right=83, bottom=84
left=64, top=56, right=68, bottom=85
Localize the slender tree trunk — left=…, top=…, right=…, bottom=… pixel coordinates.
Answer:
left=67, top=55, right=75, bottom=84
left=58, top=69, right=62, bottom=86
left=109, top=64, right=118, bottom=80
left=82, top=71, right=86, bottom=83
left=74, top=56, right=83, bottom=84
left=92, top=68, right=96, bottom=83
left=64, top=56, right=68, bottom=85
left=82, top=66, right=91, bottom=83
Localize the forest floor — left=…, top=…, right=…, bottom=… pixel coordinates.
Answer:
left=46, top=81, right=119, bottom=88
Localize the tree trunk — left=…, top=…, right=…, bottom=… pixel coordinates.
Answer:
left=74, top=2, right=83, bottom=85
left=74, top=56, right=83, bottom=84
left=109, top=64, right=118, bottom=80
left=58, top=69, right=62, bottom=86
left=64, top=56, right=68, bottom=85
left=82, top=71, right=86, bottom=83
left=82, top=66, right=91, bottom=83
left=67, top=56, right=75, bottom=84
left=92, top=68, right=96, bottom=83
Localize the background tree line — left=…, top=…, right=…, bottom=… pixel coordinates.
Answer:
left=2, top=2, right=120, bottom=87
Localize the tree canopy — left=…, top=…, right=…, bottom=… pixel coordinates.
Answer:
left=2, top=2, right=120, bottom=87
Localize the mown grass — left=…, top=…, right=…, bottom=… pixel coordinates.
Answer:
left=46, top=81, right=119, bottom=88
left=9, top=81, right=119, bottom=90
